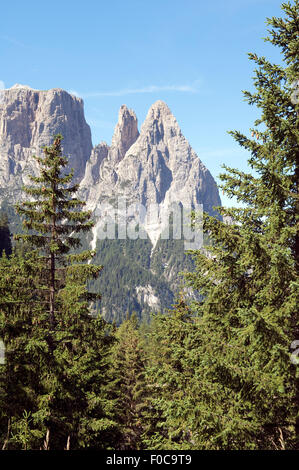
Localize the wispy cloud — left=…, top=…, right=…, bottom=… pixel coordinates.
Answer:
left=0, top=80, right=5, bottom=90
left=82, top=84, right=199, bottom=98
left=1, top=35, right=27, bottom=48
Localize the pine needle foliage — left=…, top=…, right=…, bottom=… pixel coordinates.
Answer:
left=15, top=134, right=101, bottom=331
left=0, top=135, right=118, bottom=449
left=111, top=314, right=149, bottom=450
left=168, top=0, right=299, bottom=450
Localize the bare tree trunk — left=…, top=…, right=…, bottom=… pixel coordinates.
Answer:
left=43, top=428, right=50, bottom=450
left=2, top=417, right=11, bottom=450
left=65, top=435, right=70, bottom=450
left=278, top=427, right=286, bottom=450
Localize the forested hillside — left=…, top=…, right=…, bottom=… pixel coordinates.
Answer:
left=0, top=0, right=298, bottom=451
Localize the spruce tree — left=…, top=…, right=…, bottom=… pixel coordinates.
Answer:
left=179, top=0, right=299, bottom=449
left=111, top=314, right=149, bottom=450
left=143, top=300, right=202, bottom=450
left=0, top=249, right=48, bottom=449
left=0, top=134, right=117, bottom=449
left=15, top=134, right=100, bottom=336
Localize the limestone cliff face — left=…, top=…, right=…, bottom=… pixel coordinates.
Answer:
left=0, top=87, right=220, bottom=233
left=0, top=88, right=222, bottom=320
left=116, top=100, right=220, bottom=218
left=80, top=100, right=221, bottom=246
left=79, top=104, right=139, bottom=203
left=109, top=104, right=139, bottom=164
left=0, top=84, right=92, bottom=202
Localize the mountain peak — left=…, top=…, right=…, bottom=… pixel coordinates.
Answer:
left=117, top=104, right=137, bottom=124
left=0, top=85, right=92, bottom=197
left=150, top=100, right=170, bottom=111
left=11, top=84, right=34, bottom=90
left=146, top=100, right=172, bottom=119
left=109, top=104, right=139, bottom=163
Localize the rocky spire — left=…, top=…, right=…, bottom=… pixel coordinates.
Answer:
left=0, top=91, right=223, bottom=320
left=80, top=142, right=109, bottom=186
left=109, top=105, right=139, bottom=163
left=112, top=100, right=221, bottom=244
left=80, top=100, right=221, bottom=247
left=0, top=89, right=221, bottom=248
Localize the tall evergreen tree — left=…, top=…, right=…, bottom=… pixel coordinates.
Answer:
left=111, top=314, right=149, bottom=450
left=174, top=0, right=299, bottom=449
left=143, top=300, right=202, bottom=450
left=15, top=134, right=100, bottom=335
left=0, top=135, right=117, bottom=449
left=0, top=249, right=47, bottom=450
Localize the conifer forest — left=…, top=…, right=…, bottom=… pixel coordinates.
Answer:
left=0, top=1, right=298, bottom=451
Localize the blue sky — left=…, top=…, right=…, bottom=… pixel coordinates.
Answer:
left=0, top=0, right=285, bottom=206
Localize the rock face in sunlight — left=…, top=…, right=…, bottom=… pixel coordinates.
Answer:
left=80, top=100, right=221, bottom=246
left=79, top=104, right=139, bottom=204
left=0, top=84, right=92, bottom=202
left=0, top=88, right=222, bottom=323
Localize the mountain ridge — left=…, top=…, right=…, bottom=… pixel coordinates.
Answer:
left=79, top=98, right=221, bottom=247
left=0, top=84, right=222, bottom=322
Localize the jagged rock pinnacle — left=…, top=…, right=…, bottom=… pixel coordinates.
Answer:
left=109, top=105, right=139, bottom=163
left=81, top=101, right=221, bottom=246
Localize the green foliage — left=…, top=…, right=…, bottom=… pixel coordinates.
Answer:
left=110, top=315, right=149, bottom=449
left=0, top=1, right=298, bottom=451
left=163, top=0, right=299, bottom=449
left=142, top=300, right=203, bottom=450
left=0, top=212, right=12, bottom=257
left=0, top=135, right=118, bottom=449
left=0, top=201, right=23, bottom=238
left=0, top=249, right=51, bottom=449
left=90, top=236, right=175, bottom=324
